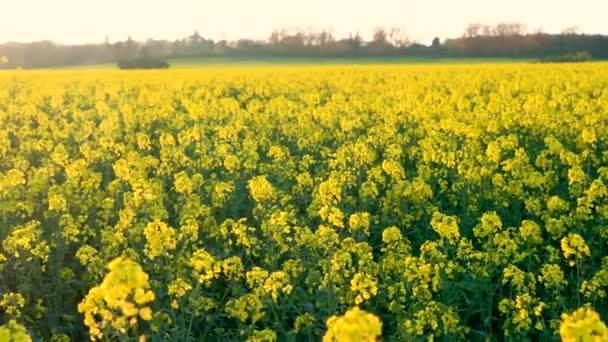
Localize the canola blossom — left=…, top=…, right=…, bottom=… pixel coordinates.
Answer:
left=0, top=64, right=608, bottom=340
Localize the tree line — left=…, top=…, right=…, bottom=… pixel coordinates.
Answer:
left=0, top=23, right=606, bottom=68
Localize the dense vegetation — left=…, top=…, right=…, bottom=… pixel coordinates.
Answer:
left=1, top=65, right=608, bottom=341
left=539, top=51, right=593, bottom=63
left=0, top=23, right=606, bottom=68
left=117, top=57, right=169, bottom=70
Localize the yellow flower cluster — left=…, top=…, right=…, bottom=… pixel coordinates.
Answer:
left=561, top=233, right=591, bottom=266
left=430, top=212, right=460, bottom=244
left=173, top=171, right=194, bottom=195
left=225, top=293, right=266, bottom=324
left=350, top=272, right=378, bottom=305
left=249, top=175, right=276, bottom=202
left=143, top=220, right=177, bottom=259
left=0, top=292, right=25, bottom=317
left=323, top=307, right=382, bottom=342
left=78, top=257, right=155, bottom=340
left=247, top=329, right=277, bottom=342
left=190, top=249, right=222, bottom=284
left=1, top=64, right=608, bottom=340
left=0, top=320, right=31, bottom=342
left=262, top=271, right=293, bottom=301
left=348, top=212, right=371, bottom=235
left=2, top=221, right=50, bottom=265
left=560, top=306, right=608, bottom=342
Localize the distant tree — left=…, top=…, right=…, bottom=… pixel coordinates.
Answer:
left=494, top=22, right=526, bottom=37
left=372, top=27, right=389, bottom=45
left=318, top=29, right=335, bottom=47
left=188, top=30, right=203, bottom=44
left=464, top=23, right=483, bottom=38
left=481, top=24, right=494, bottom=37
left=431, top=37, right=441, bottom=48
left=347, top=31, right=363, bottom=49
left=388, top=27, right=411, bottom=48
left=562, top=26, right=580, bottom=35
left=304, top=27, right=318, bottom=46
left=4, top=24, right=608, bottom=68
left=269, top=29, right=282, bottom=45
left=533, top=27, right=545, bottom=36
left=119, top=36, right=138, bottom=60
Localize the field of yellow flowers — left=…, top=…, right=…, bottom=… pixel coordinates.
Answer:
left=1, top=64, right=608, bottom=341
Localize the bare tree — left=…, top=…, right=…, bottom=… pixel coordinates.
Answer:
left=562, top=26, right=580, bottom=35
left=304, top=27, right=318, bottom=46
left=495, top=23, right=511, bottom=36
left=388, top=27, right=411, bottom=48
left=464, top=23, right=483, bottom=38
left=318, top=29, right=335, bottom=47
left=344, top=31, right=363, bottom=51
left=508, top=23, right=527, bottom=36
left=372, top=27, right=389, bottom=45
left=481, top=24, right=495, bottom=36
left=533, top=27, right=545, bottom=36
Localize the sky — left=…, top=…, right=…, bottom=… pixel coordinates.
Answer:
left=0, top=0, right=606, bottom=45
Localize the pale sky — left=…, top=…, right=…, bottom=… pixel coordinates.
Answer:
left=0, top=0, right=605, bottom=44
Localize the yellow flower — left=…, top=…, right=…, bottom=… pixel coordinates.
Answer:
left=6, top=169, right=26, bottom=186
left=519, top=220, right=543, bottom=245
left=560, top=306, right=608, bottom=342
left=190, top=249, right=221, bottom=284
left=430, top=211, right=460, bottom=244
left=320, top=206, right=345, bottom=228
left=2, top=221, right=50, bottom=264
left=262, top=271, right=293, bottom=301
left=294, top=313, right=316, bottom=332
left=136, top=133, right=151, bottom=151
left=382, top=226, right=403, bottom=244
left=474, top=211, right=502, bottom=239
left=225, top=294, right=265, bottom=324
left=247, top=329, right=277, bottom=342
left=223, top=154, right=240, bottom=172
left=350, top=272, right=378, bottom=305
left=222, top=256, right=244, bottom=280
left=547, top=196, right=569, bottom=213
left=349, top=212, right=371, bottom=235
left=246, top=266, right=270, bottom=288
left=538, top=264, right=566, bottom=290
left=323, top=307, right=382, bottom=342
left=48, top=192, right=67, bottom=212
left=180, top=219, right=199, bottom=242
left=568, top=166, right=586, bottom=186
left=318, top=178, right=342, bottom=204
left=561, top=233, right=590, bottom=265
left=0, top=320, right=31, bottom=342
left=381, top=159, right=405, bottom=180
left=167, top=277, right=193, bottom=299
left=1, top=292, right=26, bottom=317
left=486, top=141, right=502, bottom=163
left=581, top=127, right=597, bottom=146
left=248, top=175, right=276, bottom=202
left=143, top=220, right=178, bottom=259
left=268, top=145, right=287, bottom=160
left=78, top=257, right=155, bottom=340
left=139, top=307, right=153, bottom=321
left=173, top=172, right=193, bottom=195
